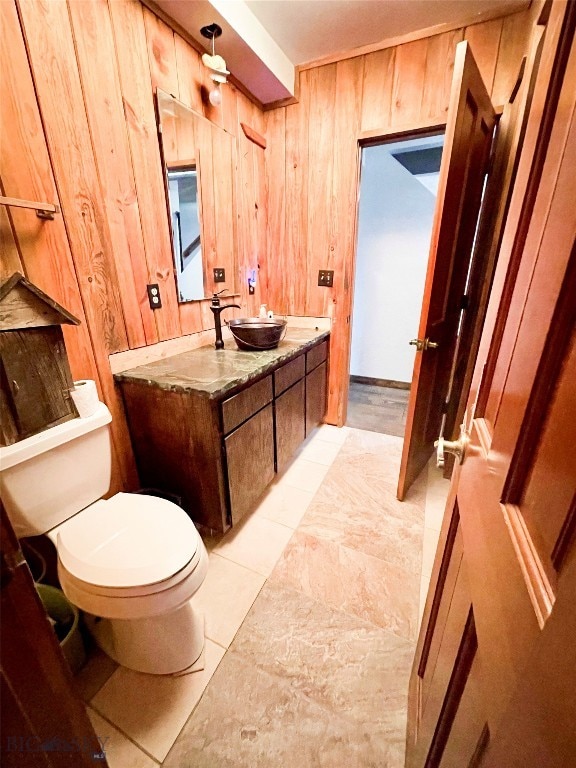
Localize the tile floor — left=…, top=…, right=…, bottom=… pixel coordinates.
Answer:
left=75, top=424, right=449, bottom=767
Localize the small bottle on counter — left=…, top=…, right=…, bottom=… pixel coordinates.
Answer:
left=259, top=304, right=267, bottom=318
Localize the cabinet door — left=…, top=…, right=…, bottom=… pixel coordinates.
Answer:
left=225, top=403, right=275, bottom=525
left=275, top=378, right=305, bottom=473
left=305, top=361, right=327, bottom=436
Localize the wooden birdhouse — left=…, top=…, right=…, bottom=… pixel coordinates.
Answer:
left=0, top=272, right=81, bottom=447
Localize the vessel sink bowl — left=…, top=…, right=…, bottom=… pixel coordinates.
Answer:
left=227, top=317, right=287, bottom=351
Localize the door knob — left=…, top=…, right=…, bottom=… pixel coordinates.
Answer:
left=409, top=337, right=439, bottom=352
left=435, top=426, right=470, bottom=468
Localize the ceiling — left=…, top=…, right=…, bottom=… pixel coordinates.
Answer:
left=154, top=0, right=528, bottom=105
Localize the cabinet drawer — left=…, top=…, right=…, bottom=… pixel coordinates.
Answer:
left=221, top=375, right=273, bottom=435
left=306, top=340, right=328, bottom=373
left=274, top=354, right=305, bottom=396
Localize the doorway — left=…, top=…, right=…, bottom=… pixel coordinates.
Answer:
left=347, top=133, right=444, bottom=437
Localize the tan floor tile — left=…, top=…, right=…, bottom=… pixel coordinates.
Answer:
left=91, top=640, right=225, bottom=762
left=426, top=470, right=451, bottom=499
left=313, top=423, right=350, bottom=445
left=276, top=456, right=331, bottom=494
left=296, top=439, right=425, bottom=572
left=424, top=492, right=448, bottom=531
left=422, top=526, right=441, bottom=578
left=87, top=708, right=158, bottom=768
left=271, top=530, right=420, bottom=641
left=193, top=553, right=265, bottom=648
left=253, top=481, right=315, bottom=528
left=74, top=645, right=118, bottom=702
left=212, top=513, right=295, bottom=576
left=300, top=495, right=424, bottom=573
left=231, top=581, right=415, bottom=733
left=162, top=650, right=405, bottom=768
left=296, top=436, right=343, bottom=466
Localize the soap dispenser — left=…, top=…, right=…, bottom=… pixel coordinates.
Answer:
left=259, top=304, right=267, bottom=318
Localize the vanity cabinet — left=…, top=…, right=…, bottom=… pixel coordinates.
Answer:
left=117, top=333, right=329, bottom=532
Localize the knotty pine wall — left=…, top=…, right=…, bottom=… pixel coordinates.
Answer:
left=1, top=0, right=267, bottom=494
left=1, top=0, right=534, bottom=495
left=264, top=8, right=534, bottom=425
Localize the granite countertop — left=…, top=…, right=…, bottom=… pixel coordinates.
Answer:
left=113, top=327, right=329, bottom=400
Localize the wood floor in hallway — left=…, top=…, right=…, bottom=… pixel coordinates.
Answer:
left=346, top=381, right=410, bottom=438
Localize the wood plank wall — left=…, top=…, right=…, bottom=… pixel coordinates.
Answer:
left=264, top=9, right=534, bottom=425
left=1, top=0, right=534, bottom=492
left=0, top=0, right=267, bottom=493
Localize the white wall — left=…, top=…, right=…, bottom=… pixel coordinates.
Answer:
left=168, top=180, right=204, bottom=301
left=350, top=143, right=439, bottom=383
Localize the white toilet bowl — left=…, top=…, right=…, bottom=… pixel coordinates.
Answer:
left=48, top=493, right=208, bottom=675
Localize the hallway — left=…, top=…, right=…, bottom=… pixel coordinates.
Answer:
left=76, top=425, right=448, bottom=767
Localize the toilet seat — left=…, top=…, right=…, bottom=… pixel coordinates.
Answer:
left=52, top=492, right=208, bottom=621
left=55, top=492, right=199, bottom=588
left=57, top=552, right=208, bottom=620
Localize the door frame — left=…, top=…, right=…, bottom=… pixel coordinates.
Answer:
left=339, top=122, right=446, bottom=429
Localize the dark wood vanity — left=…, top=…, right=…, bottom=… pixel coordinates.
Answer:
left=115, top=329, right=328, bottom=532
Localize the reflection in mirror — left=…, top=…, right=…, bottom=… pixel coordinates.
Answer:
left=167, top=164, right=203, bottom=301
left=157, top=89, right=237, bottom=303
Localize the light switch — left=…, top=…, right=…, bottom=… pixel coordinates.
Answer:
left=318, top=270, right=334, bottom=287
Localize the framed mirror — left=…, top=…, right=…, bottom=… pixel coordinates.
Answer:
left=157, top=89, right=237, bottom=302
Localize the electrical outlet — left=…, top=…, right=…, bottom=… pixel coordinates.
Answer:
left=318, top=270, right=334, bottom=287
left=147, top=284, right=162, bottom=309
left=213, top=268, right=226, bottom=283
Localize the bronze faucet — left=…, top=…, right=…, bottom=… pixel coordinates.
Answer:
left=209, top=291, right=240, bottom=350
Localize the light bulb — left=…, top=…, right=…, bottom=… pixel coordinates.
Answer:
left=208, top=85, right=222, bottom=107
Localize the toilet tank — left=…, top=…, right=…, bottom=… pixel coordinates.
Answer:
left=0, top=402, right=113, bottom=539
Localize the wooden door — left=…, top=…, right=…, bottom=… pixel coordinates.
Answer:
left=407, top=6, right=576, bottom=764
left=397, top=41, right=496, bottom=500
left=1, top=507, right=107, bottom=767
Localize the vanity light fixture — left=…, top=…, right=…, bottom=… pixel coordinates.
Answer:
left=200, top=23, right=229, bottom=107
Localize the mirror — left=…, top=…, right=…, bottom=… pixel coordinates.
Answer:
left=157, top=89, right=237, bottom=301
left=168, top=164, right=203, bottom=299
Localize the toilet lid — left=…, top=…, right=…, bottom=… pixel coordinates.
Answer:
left=56, top=493, right=200, bottom=588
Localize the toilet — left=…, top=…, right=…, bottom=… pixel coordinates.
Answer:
left=0, top=401, right=208, bottom=675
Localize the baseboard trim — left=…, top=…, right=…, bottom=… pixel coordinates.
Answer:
left=350, top=375, right=411, bottom=390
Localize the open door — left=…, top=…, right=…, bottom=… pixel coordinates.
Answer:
left=397, top=41, right=496, bottom=500
left=1, top=506, right=107, bottom=766
left=406, top=4, right=576, bottom=764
